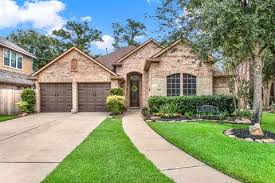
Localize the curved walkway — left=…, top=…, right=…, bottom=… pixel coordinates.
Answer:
left=122, top=110, right=239, bottom=183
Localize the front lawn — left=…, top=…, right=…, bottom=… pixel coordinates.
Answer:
left=43, top=118, right=172, bottom=183
left=0, top=115, right=17, bottom=122
left=149, top=112, right=275, bottom=183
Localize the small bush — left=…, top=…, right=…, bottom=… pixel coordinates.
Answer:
left=106, top=95, right=125, bottom=115
left=148, top=95, right=236, bottom=115
left=142, top=107, right=150, bottom=117
left=156, top=103, right=181, bottom=118
left=19, top=89, right=36, bottom=113
left=237, top=110, right=252, bottom=118
left=17, top=101, right=29, bottom=113
left=109, top=88, right=124, bottom=96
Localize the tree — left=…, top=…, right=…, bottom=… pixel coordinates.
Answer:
left=7, top=30, right=59, bottom=71
left=154, top=0, right=275, bottom=134
left=112, top=19, right=147, bottom=48
left=52, top=21, right=102, bottom=53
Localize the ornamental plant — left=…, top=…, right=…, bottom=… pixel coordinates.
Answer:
left=17, top=88, right=36, bottom=113
left=108, top=88, right=124, bottom=96
left=106, top=95, right=125, bottom=115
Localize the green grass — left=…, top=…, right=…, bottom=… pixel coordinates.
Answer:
left=0, top=115, right=17, bottom=122
left=149, top=112, right=275, bottom=183
left=43, top=118, right=172, bottom=183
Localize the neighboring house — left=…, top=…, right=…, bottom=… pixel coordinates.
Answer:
left=30, top=39, right=231, bottom=113
left=0, top=37, right=35, bottom=114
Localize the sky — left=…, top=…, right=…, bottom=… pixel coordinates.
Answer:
left=0, top=0, right=162, bottom=54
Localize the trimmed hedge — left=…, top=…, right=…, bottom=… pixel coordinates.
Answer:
left=148, top=95, right=236, bottom=115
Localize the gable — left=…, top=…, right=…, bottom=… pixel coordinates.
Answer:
left=31, top=47, right=116, bottom=77
left=36, top=49, right=114, bottom=83
left=115, top=39, right=164, bottom=64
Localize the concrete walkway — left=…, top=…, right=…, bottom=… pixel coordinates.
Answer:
left=0, top=112, right=106, bottom=183
left=123, top=110, right=240, bottom=183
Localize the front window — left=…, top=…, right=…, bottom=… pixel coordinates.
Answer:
left=167, top=73, right=180, bottom=96
left=183, top=74, right=196, bottom=96
left=3, top=48, right=23, bottom=69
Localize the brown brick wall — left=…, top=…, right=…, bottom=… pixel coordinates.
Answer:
left=213, top=77, right=231, bottom=95
left=148, top=42, right=213, bottom=99
left=37, top=49, right=112, bottom=83
left=0, top=47, right=33, bottom=75
left=116, top=41, right=163, bottom=107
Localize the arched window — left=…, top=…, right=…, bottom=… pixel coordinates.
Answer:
left=167, top=73, right=180, bottom=96
left=183, top=74, right=196, bottom=96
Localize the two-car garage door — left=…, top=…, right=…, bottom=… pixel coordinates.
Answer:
left=40, top=83, right=110, bottom=112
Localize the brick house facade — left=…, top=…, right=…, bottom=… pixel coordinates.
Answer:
left=30, top=39, right=231, bottom=113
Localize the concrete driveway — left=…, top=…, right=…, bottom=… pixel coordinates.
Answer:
left=0, top=113, right=106, bottom=183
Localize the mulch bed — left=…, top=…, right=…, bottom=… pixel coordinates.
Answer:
left=231, top=128, right=275, bottom=140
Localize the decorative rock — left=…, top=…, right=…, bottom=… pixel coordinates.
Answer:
left=234, top=118, right=251, bottom=124
left=261, top=139, right=275, bottom=143
left=224, top=129, right=233, bottom=135
left=228, top=135, right=235, bottom=138
left=255, top=139, right=263, bottom=143
left=249, top=123, right=264, bottom=136
left=244, top=138, right=253, bottom=142
left=20, top=112, right=28, bottom=117
left=150, top=116, right=161, bottom=121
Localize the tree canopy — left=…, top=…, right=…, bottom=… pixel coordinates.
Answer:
left=7, top=30, right=59, bottom=71
left=112, top=19, right=147, bottom=48
left=52, top=21, right=102, bottom=53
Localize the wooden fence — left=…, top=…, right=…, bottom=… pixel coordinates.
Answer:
left=0, top=89, right=21, bottom=115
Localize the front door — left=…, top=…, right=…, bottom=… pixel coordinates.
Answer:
left=129, top=75, right=140, bottom=107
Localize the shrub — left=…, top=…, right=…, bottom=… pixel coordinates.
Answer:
left=20, top=89, right=36, bottom=113
left=17, top=101, right=29, bottom=113
left=142, top=107, right=150, bottom=117
left=109, top=88, right=124, bottom=96
left=237, top=110, right=252, bottom=118
left=106, top=95, right=125, bottom=115
left=157, top=103, right=181, bottom=118
left=148, top=95, right=236, bottom=115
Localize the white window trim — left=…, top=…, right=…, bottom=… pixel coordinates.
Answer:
left=3, top=48, right=23, bottom=70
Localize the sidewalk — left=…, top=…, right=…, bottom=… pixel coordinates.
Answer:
left=122, top=110, right=239, bottom=183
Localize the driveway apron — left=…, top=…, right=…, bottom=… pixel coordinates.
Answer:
left=0, top=112, right=106, bottom=183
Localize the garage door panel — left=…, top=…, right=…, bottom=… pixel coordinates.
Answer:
left=78, top=83, right=110, bottom=112
left=40, top=83, right=72, bottom=112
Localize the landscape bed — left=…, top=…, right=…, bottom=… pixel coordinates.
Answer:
left=149, top=112, right=275, bottom=183
left=43, top=118, right=172, bottom=183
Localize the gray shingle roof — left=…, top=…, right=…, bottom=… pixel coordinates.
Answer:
left=97, top=45, right=137, bottom=70
left=0, top=70, right=33, bottom=86
left=0, top=37, right=36, bottom=58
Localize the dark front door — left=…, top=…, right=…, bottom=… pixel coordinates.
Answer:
left=40, top=83, right=72, bottom=112
left=129, top=75, right=140, bottom=107
left=78, top=83, right=111, bottom=112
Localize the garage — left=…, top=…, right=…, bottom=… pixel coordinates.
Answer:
left=40, top=83, right=72, bottom=112
left=78, top=83, right=111, bottom=112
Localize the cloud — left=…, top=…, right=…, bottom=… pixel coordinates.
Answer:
left=0, top=0, right=66, bottom=32
left=80, top=16, right=92, bottom=22
left=91, top=35, right=115, bottom=53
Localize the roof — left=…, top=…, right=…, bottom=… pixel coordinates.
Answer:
left=0, top=37, right=36, bottom=58
left=97, top=45, right=137, bottom=70
left=0, top=69, right=33, bottom=86
left=31, top=47, right=117, bottom=77
left=115, top=38, right=164, bottom=64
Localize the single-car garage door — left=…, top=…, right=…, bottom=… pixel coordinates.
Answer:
left=40, top=83, right=72, bottom=112
left=78, top=83, right=111, bottom=112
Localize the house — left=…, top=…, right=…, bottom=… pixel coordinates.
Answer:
left=30, top=39, right=230, bottom=113
left=0, top=37, right=35, bottom=114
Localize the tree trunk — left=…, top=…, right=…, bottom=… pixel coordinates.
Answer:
left=251, top=44, right=264, bottom=125
left=263, top=80, right=272, bottom=109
